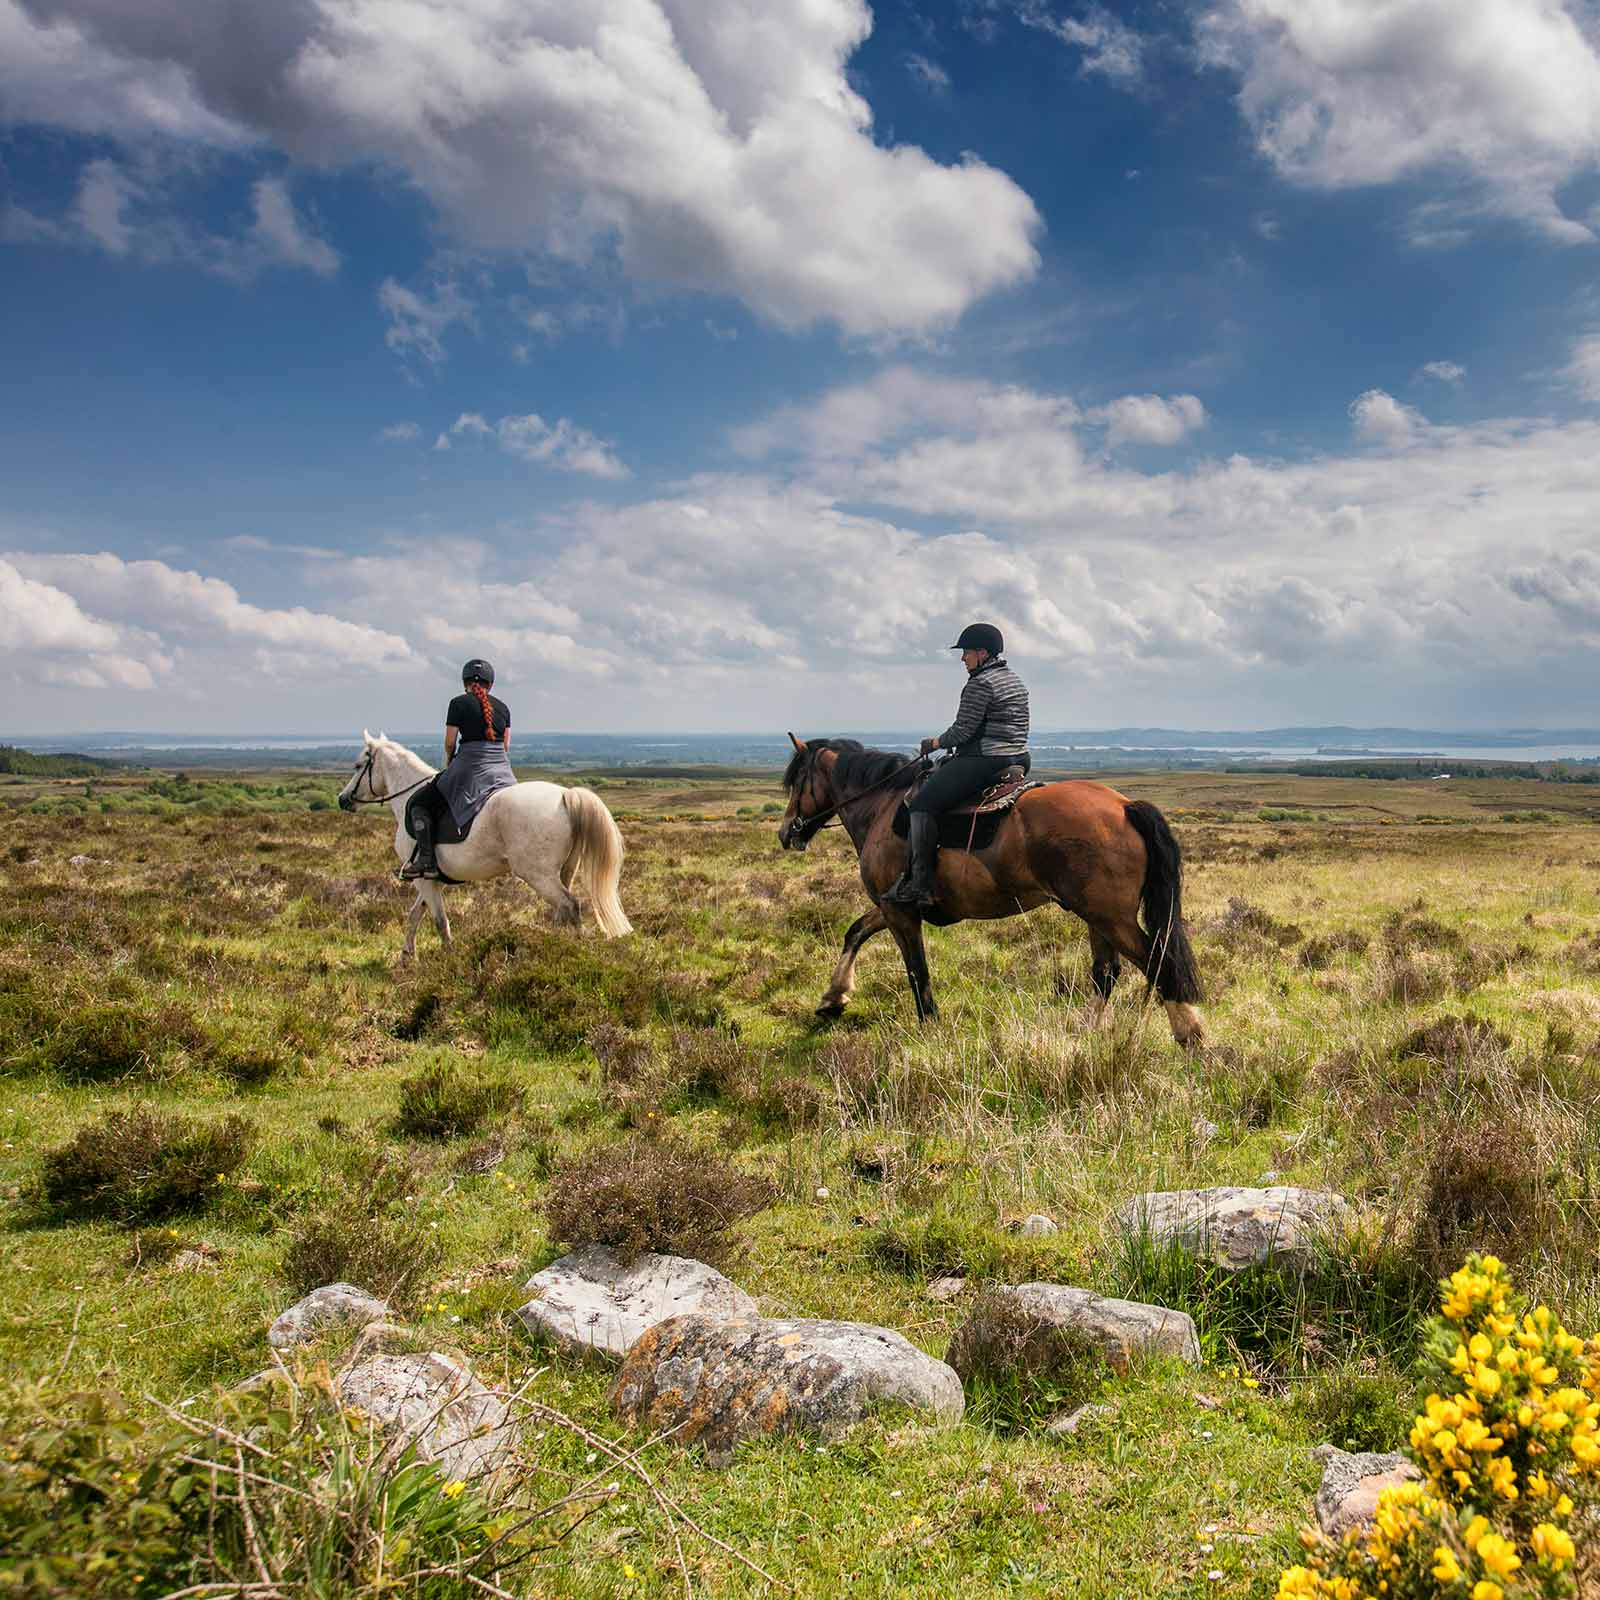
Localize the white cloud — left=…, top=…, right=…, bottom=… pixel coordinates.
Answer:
left=441, top=412, right=629, bottom=479
left=1089, top=392, right=1208, bottom=448
left=1563, top=332, right=1600, bottom=402
left=905, top=52, right=950, bottom=92
left=246, top=176, right=338, bottom=276
left=0, top=556, right=162, bottom=690
left=1197, top=0, right=1600, bottom=243
left=2, top=0, right=1041, bottom=336
left=379, top=421, right=421, bottom=442
left=1348, top=388, right=1426, bottom=446
left=1021, top=3, right=1146, bottom=85
left=1418, top=359, right=1467, bottom=385
left=378, top=279, right=475, bottom=368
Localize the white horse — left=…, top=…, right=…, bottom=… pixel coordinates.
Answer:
left=337, top=731, right=631, bottom=958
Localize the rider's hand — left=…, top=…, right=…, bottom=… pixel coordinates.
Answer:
left=919, top=736, right=939, bottom=756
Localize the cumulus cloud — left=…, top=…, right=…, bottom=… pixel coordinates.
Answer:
left=1089, top=393, right=1207, bottom=448
left=1418, top=359, right=1467, bottom=385
left=1197, top=0, right=1600, bottom=243
left=0, top=556, right=162, bottom=689
left=905, top=52, right=950, bottom=92
left=2, top=0, right=1041, bottom=336
left=379, top=279, right=475, bottom=368
left=439, top=412, right=629, bottom=479
left=1349, top=388, right=1426, bottom=446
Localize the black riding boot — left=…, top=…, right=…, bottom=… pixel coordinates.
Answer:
left=399, top=801, right=439, bottom=880
left=884, top=812, right=940, bottom=908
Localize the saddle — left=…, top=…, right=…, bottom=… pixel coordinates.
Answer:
left=891, top=767, right=1045, bottom=852
left=404, top=805, right=470, bottom=847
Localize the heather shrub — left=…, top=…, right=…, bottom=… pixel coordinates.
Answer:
left=542, top=1134, right=774, bottom=1267
left=393, top=1055, right=524, bottom=1139
left=38, top=1108, right=254, bottom=1224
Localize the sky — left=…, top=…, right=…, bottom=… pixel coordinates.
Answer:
left=3, top=0, right=1600, bottom=737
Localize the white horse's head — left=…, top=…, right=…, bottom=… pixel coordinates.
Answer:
left=337, top=731, right=429, bottom=811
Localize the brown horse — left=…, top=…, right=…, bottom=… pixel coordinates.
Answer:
left=777, top=736, right=1204, bottom=1046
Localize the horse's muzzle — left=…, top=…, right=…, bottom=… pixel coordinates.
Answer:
left=777, top=819, right=808, bottom=853
left=338, top=794, right=355, bottom=812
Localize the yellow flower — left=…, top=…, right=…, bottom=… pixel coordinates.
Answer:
left=440, top=1479, right=466, bottom=1500
left=623, top=1564, right=637, bottom=1580
left=1470, top=1585, right=1503, bottom=1600
left=1431, top=1546, right=1462, bottom=1583
left=1474, top=1533, right=1519, bottom=1581
left=1531, top=1523, right=1575, bottom=1568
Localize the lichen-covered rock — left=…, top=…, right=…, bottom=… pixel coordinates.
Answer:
left=611, top=1315, right=964, bottom=1466
left=269, top=1283, right=390, bottom=1349
left=337, top=1352, right=514, bottom=1485
left=1116, top=1186, right=1349, bottom=1273
left=947, top=1283, right=1200, bottom=1376
left=926, top=1276, right=967, bottom=1303
left=517, top=1245, right=757, bottom=1362
left=1314, top=1447, right=1421, bottom=1538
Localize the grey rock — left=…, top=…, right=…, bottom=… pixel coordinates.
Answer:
left=947, top=1283, right=1200, bottom=1376
left=1192, top=1118, right=1220, bottom=1143
left=173, top=1249, right=214, bottom=1271
left=1017, top=1214, right=1058, bottom=1237
left=926, top=1276, right=967, bottom=1303
left=1315, top=1448, right=1421, bottom=1539
left=269, top=1284, right=391, bottom=1349
left=518, top=1246, right=756, bottom=1362
left=611, top=1315, right=964, bottom=1466
left=1257, top=1169, right=1280, bottom=1185
left=1117, top=1186, right=1349, bottom=1273
left=338, top=1352, right=515, bottom=1485
left=1044, top=1401, right=1114, bottom=1437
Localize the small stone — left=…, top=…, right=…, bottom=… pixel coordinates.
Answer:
left=172, top=1249, right=213, bottom=1271
left=1044, top=1401, right=1113, bottom=1437
left=1315, top=1448, right=1422, bottom=1539
left=612, top=1315, right=963, bottom=1466
left=1017, top=1214, right=1058, bottom=1237
left=338, top=1352, right=515, bottom=1486
left=269, top=1284, right=390, bottom=1349
left=517, top=1245, right=756, bottom=1363
left=926, top=1276, right=967, bottom=1303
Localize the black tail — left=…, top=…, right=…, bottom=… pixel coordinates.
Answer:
left=1123, top=800, right=1203, bottom=1004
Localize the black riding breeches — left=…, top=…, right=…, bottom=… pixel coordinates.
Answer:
left=405, top=780, right=443, bottom=837
left=906, top=753, right=1028, bottom=815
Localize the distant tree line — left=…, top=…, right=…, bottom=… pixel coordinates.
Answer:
left=1232, top=759, right=1600, bottom=783
left=0, top=745, right=122, bottom=777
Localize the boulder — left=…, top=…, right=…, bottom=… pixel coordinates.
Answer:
left=611, top=1315, right=964, bottom=1466
left=518, top=1246, right=757, bottom=1362
left=947, top=1283, right=1200, bottom=1376
left=1016, top=1214, right=1058, bottom=1237
left=1044, top=1401, right=1115, bottom=1437
left=926, top=1276, right=967, bottom=1303
left=337, top=1352, right=514, bottom=1485
left=1313, top=1447, right=1421, bottom=1539
left=1116, top=1186, right=1349, bottom=1273
left=269, top=1283, right=390, bottom=1349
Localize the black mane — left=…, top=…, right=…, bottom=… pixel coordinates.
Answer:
left=782, top=738, right=921, bottom=795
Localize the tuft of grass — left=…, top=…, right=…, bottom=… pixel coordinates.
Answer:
left=1293, top=1365, right=1415, bottom=1454
left=542, top=1133, right=774, bottom=1268
left=392, top=1054, right=524, bottom=1140
left=37, top=1108, right=254, bottom=1224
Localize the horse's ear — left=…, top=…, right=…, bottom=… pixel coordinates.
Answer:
left=362, top=728, right=371, bottom=743
left=788, top=731, right=805, bottom=751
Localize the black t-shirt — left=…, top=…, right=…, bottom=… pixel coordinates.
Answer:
left=447, top=692, right=511, bottom=743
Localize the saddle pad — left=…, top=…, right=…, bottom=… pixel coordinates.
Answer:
left=891, top=780, right=1045, bottom=852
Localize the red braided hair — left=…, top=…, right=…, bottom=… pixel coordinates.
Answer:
left=468, top=679, right=497, bottom=740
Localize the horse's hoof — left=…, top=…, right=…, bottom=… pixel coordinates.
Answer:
left=815, top=1001, right=845, bottom=1021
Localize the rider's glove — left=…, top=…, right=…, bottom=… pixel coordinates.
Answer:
left=919, top=736, right=940, bottom=756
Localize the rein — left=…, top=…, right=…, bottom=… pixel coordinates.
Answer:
left=344, top=749, right=436, bottom=807
left=795, top=751, right=931, bottom=837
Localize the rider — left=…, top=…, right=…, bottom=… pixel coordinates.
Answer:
left=884, top=622, right=1030, bottom=908
left=400, top=659, right=516, bottom=880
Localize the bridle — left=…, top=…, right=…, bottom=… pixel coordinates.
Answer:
left=339, top=747, right=435, bottom=810
left=786, top=749, right=932, bottom=845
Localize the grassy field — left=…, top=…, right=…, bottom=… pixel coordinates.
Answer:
left=3, top=761, right=1599, bottom=1598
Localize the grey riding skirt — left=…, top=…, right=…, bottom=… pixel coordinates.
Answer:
left=432, top=740, right=516, bottom=832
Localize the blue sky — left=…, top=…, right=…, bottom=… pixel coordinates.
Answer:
left=3, top=0, right=1600, bottom=736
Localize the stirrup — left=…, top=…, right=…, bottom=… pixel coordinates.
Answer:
left=398, top=858, right=438, bottom=881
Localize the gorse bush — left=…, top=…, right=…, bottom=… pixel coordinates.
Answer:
left=38, top=1109, right=254, bottom=1224
left=1278, top=1254, right=1599, bottom=1600
left=541, top=1133, right=774, bottom=1268
left=393, top=1056, right=524, bottom=1140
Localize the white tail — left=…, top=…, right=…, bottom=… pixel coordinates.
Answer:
left=561, top=786, right=632, bottom=937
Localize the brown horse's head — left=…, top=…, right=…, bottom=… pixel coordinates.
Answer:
left=777, top=734, right=835, bottom=851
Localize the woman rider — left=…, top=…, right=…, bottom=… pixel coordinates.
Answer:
left=400, top=659, right=518, bottom=880
left=884, top=623, right=1030, bottom=908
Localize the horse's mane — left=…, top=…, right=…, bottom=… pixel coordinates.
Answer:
left=783, top=739, right=919, bottom=795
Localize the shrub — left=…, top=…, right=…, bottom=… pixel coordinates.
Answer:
left=1277, top=1254, right=1599, bottom=1600
left=1295, top=1367, right=1415, bottom=1453
left=541, top=1134, right=774, bottom=1268
left=1394, top=1013, right=1511, bottom=1067
left=393, top=1057, right=524, bottom=1140
left=948, top=1291, right=1111, bottom=1433
left=1215, top=896, right=1304, bottom=948
left=1410, top=1119, right=1554, bottom=1278
left=1299, top=930, right=1371, bottom=970
left=38, top=1109, right=254, bottom=1224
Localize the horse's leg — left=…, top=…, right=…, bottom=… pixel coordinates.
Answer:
left=883, top=906, right=938, bottom=1022
left=1102, top=913, right=1204, bottom=1048
left=817, top=906, right=888, bottom=1019
left=401, top=890, right=428, bottom=961
left=518, top=866, right=581, bottom=928
left=424, top=882, right=453, bottom=950
left=1084, top=925, right=1121, bottom=1030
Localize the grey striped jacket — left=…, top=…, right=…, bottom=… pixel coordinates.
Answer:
left=937, top=659, right=1030, bottom=758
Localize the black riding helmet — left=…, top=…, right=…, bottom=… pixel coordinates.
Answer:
left=461, top=658, right=495, bottom=686
left=949, top=623, right=1003, bottom=657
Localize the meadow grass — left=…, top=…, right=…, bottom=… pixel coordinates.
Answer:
left=2, top=765, right=1599, bottom=1595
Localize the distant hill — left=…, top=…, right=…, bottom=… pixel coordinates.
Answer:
left=0, top=745, right=123, bottom=778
